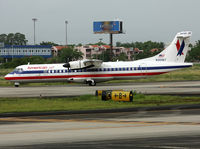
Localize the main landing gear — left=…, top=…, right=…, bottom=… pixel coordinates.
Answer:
left=88, top=80, right=96, bottom=86
left=14, top=82, right=20, bottom=87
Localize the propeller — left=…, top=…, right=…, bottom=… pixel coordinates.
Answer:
left=63, top=62, right=70, bottom=68
left=63, top=58, right=70, bottom=71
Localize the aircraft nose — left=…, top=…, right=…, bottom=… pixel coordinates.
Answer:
left=4, top=74, right=10, bottom=80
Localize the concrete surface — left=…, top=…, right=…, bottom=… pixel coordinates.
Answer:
left=0, top=81, right=200, bottom=97
left=0, top=109, right=200, bottom=148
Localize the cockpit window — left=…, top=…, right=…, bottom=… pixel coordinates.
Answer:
left=14, top=68, right=23, bottom=72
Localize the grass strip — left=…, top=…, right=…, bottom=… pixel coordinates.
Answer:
left=0, top=68, right=13, bottom=77
left=0, top=94, right=200, bottom=114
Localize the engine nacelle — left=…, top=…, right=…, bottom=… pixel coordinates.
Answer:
left=63, top=59, right=102, bottom=70
left=69, top=60, right=91, bottom=70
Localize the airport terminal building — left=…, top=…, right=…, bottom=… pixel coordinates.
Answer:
left=0, top=45, right=52, bottom=59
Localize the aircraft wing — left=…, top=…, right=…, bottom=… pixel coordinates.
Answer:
left=83, top=59, right=102, bottom=68
left=63, top=59, right=103, bottom=70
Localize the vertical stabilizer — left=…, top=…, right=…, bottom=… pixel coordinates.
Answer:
left=150, top=31, right=192, bottom=63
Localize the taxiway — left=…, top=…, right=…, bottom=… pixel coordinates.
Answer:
left=0, top=81, right=200, bottom=97
left=0, top=108, right=200, bottom=148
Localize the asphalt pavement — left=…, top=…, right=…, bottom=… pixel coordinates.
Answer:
left=0, top=81, right=200, bottom=98
left=0, top=108, right=200, bottom=148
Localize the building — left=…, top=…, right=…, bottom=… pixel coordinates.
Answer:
left=52, top=46, right=68, bottom=57
left=0, top=45, right=52, bottom=59
left=150, top=48, right=159, bottom=53
left=75, top=45, right=138, bottom=60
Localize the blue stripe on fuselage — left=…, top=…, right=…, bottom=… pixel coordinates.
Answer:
left=146, top=65, right=190, bottom=70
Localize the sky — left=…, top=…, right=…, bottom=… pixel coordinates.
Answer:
left=0, top=0, right=200, bottom=45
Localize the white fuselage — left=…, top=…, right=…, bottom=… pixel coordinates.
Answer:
left=4, top=60, right=192, bottom=84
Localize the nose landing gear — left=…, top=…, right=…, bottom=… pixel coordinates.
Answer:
left=14, top=82, right=20, bottom=87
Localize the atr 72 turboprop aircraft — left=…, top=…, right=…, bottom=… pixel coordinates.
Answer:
left=5, top=31, right=192, bottom=87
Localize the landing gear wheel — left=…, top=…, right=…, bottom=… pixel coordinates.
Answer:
left=14, top=82, right=20, bottom=87
left=89, top=81, right=96, bottom=86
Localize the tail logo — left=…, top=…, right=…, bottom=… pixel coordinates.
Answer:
left=176, top=40, right=185, bottom=56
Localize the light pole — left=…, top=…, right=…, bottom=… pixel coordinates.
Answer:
left=65, top=20, right=68, bottom=46
left=32, top=18, right=37, bottom=45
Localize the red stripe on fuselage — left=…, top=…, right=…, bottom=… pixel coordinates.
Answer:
left=5, top=72, right=166, bottom=81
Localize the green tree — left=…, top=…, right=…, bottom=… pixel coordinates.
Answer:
left=40, top=41, right=59, bottom=46
left=77, top=43, right=82, bottom=46
left=88, top=42, right=107, bottom=46
left=116, top=42, right=122, bottom=47
left=58, top=47, right=83, bottom=62
left=0, top=56, right=45, bottom=68
left=46, top=57, right=60, bottom=64
left=116, top=41, right=164, bottom=60
left=94, top=50, right=112, bottom=62
left=0, top=57, right=4, bottom=63
left=13, top=33, right=27, bottom=45
left=28, top=56, right=46, bottom=64
left=113, top=52, right=128, bottom=61
left=186, top=40, right=200, bottom=62
left=0, top=34, right=7, bottom=44
left=6, top=33, right=14, bottom=45
left=0, top=33, right=28, bottom=45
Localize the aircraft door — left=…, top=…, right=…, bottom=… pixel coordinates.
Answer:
left=139, top=63, right=147, bottom=77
